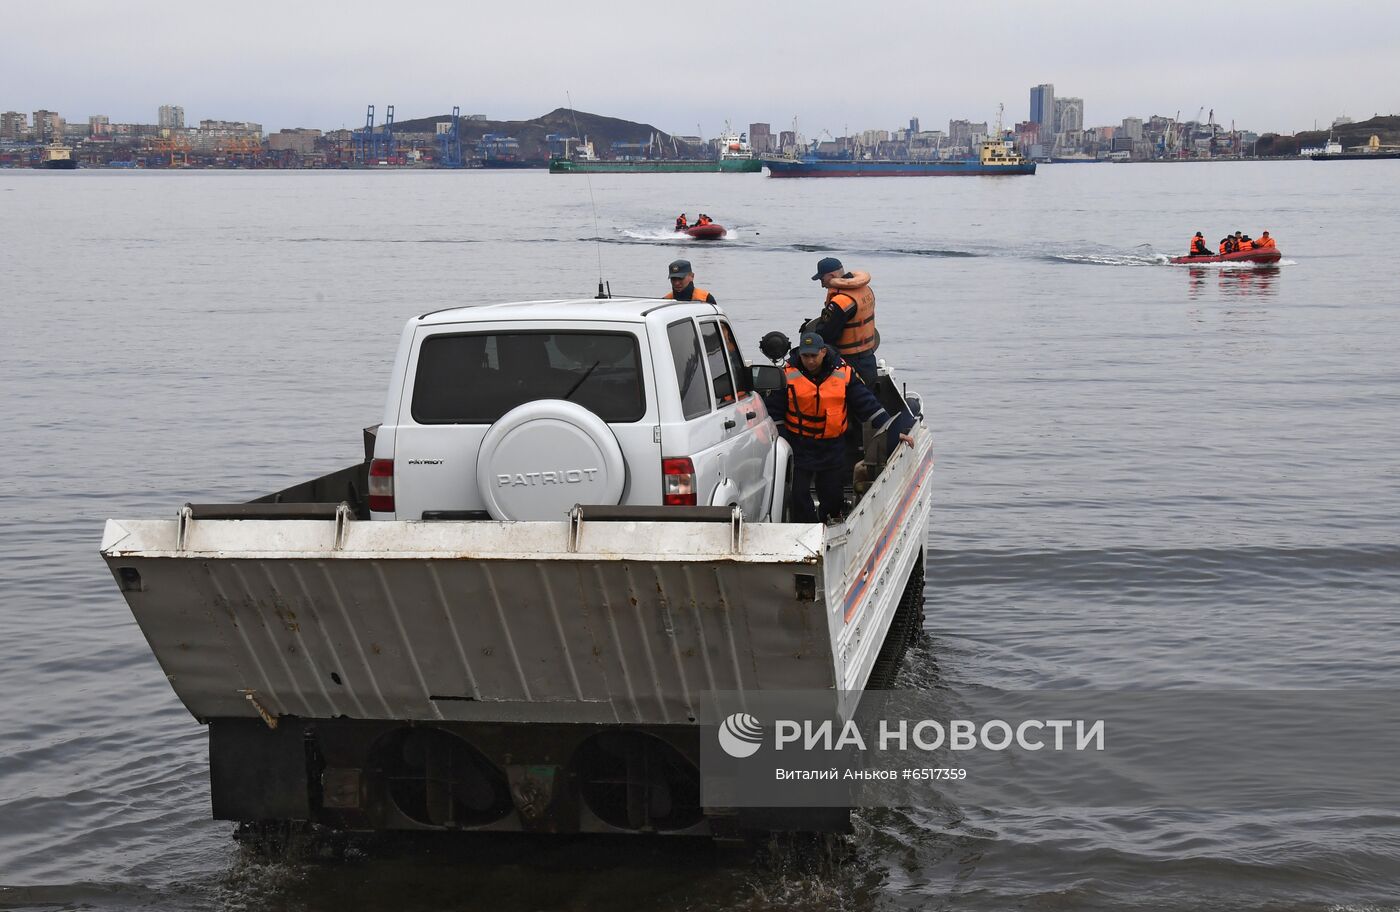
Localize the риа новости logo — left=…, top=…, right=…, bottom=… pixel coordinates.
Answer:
left=718, top=713, right=764, bottom=758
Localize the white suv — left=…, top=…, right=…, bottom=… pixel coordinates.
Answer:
left=367, top=298, right=790, bottom=522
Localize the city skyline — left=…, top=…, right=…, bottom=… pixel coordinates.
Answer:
left=2, top=0, right=1396, bottom=137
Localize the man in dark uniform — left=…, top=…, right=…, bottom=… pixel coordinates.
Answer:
left=665, top=259, right=717, bottom=303
left=810, top=256, right=879, bottom=388
left=769, top=331, right=915, bottom=524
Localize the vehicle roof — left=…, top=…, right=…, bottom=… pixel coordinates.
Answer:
left=416, top=298, right=720, bottom=326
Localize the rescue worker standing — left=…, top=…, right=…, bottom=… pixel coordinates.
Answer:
left=1189, top=232, right=1211, bottom=257
left=664, top=259, right=716, bottom=303
left=773, top=331, right=914, bottom=524
left=811, top=256, right=879, bottom=388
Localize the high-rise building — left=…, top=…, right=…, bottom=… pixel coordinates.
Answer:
left=158, top=104, right=185, bottom=129
left=909, top=117, right=919, bottom=134
left=1030, top=84, right=1055, bottom=144
left=1, top=111, right=27, bottom=140
left=1054, top=97, right=1083, bottom=134
left=948, top=119, right=973, bottom=147
left=89, top=115, right=111, bottom=137
left=748, top=122, right=772, bottom=154
left=32, top=110, right=62, bottom=143
left=1121, top=117, right=1143, bottom=141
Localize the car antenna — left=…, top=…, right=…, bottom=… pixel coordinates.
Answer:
left=567, top=92, right=609, bottom=298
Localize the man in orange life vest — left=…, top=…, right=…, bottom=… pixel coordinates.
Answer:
left=675, top=214, right=688, bottom=231
left=665, top=259, right=717, bottom=304
left=1189, top=232, right=1211, bottom=257
left=811, top=256, right=879, bottom=388
left=1253, top=230, right=1276, bottom=249
left=771, top=331, right=915, bottom=523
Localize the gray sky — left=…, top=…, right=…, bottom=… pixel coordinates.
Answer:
left=4, top=0, right=1396, bottom=136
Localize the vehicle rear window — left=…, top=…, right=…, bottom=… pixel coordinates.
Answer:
left=667, top=319, right=711, bottom=420
left=411, top=331, right=646, bottom=424
left=699, top=321, right=735, bottom=405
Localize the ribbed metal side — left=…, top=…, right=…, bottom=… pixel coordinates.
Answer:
left=113, top=553, right=834, bottom=726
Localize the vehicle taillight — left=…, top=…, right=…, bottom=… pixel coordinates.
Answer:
left=662, top=457, right=696, bottom=506
left=368, top=458, right=395, bottom=513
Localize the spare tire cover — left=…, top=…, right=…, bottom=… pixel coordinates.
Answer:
left=476, top=400, right=627, bottom=520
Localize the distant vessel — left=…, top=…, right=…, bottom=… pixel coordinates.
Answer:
left=678, top=222, right=726, bottom=240
left=1049, top=154, right=1103, bottom=164
left=39, top=144, right=77, bottom=170
left=1307, top=135, right=1400, bottom=161
left=1168, top=247, right=1282, bottom=265
left=550, top=157, right=761, bottom=174
left=549, top=127, right=762, bottom=174
left=764, top=136, right=1035, bottom=177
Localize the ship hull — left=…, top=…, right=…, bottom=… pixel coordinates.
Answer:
left=39, top=159, right=78, bottom=170
left=1169, top=248, right=1282, bottom=264
left=763, top=158, right=1035, bottom=177
left=478, top=160, right=547, bottom=169
left=1309, top=152, right=1400, bottom=161
left=679, top=224, right=726, bottom=240
left=550, top=158, right=762, bottom=174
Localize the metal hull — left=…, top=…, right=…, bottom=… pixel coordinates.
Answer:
left=764, top=157, right=1035, bottom=177
left=1309, top=151, right=1400, bottom=161
left=550, top=158, right=762, bottom=174
left=101, top=433, right=934, bottom=835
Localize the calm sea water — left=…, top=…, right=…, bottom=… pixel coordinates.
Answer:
left=2, top=162, right=1399, bottom=911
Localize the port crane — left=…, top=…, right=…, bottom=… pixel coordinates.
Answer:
left=437, top=106, right=464, bottom=167
left=356, top=105, right=376, bottom=165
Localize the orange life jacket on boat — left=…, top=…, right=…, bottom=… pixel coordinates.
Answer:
left=664, top=284, right=711, bottom=302
left=676, top=215, right=687, bottom=229
left=1255, top=235, right=1275, bottom=249
left=784, top=364, right=851, bottom=439
left=1219, top=240, right=1228, bottom=254
left=824, top=279, right=877, bottom=356
left=1190, top=236, right=1209, bottom=255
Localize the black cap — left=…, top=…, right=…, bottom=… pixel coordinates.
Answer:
left=1195, top=231, right=1203, bottom=237
left=797, top=331, right=825, bottom=354
left=812, top=256, right=843, bottom=280
left=668, top=259, right=692, bottom=279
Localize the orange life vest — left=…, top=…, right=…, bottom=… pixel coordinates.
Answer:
left=1190, top=236, right=1208, bottom=255
left=1219, top=241, right=1228, bottom=255
left=825, top=280, right=876, bottom=356
left=1255, top=235, right=1275, bottom=249
left=664, top=284, right=711, bottom=302
left=784, top=364, right=851, bottom=439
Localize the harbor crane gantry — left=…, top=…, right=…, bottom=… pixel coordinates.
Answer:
left=356, top=105, right=376, bottom=165
left=437, top=106, right=464, bottom=167
left=383, top=105, right=396, bottom=161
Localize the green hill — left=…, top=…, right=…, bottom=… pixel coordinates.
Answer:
left=387, top=108, right=691, bottom=162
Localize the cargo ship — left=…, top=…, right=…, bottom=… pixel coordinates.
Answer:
left=764, top=136, right=1035, bottom=177
left=549, top=129, right=762, bottom=174
left=39, top=144, right=78, bottom=170
left=1306, top=136, right=1400, bottom=161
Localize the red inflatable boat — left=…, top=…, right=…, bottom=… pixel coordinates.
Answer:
left=680, top=223, right=726, bottom=240
left=1169, top=248, right=1282, bottom=265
